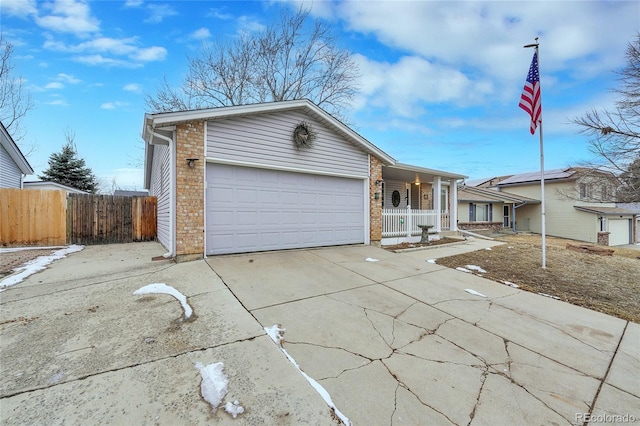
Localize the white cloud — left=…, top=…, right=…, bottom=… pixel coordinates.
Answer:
left=353, top=54, right=493, bottom=117
left=131, top=46, right=167, bottom=62
left=43, top=36, right=167, bottom=66
left=123, top=83, right=142, bottom=93
left=191, top=27, right=211, bottom=40
left=44, top=82, right=64, bottom=89
left=35, top=0, right=100, bottom=35
left=2, top=0, right=37, bottom=17
left=144, top=3, right=177, bottom=24
left=100, top=101, right=129, bottom=110
left=57, top=73, right=81, bottom=84
left=124, top=0, right=144, bottom=7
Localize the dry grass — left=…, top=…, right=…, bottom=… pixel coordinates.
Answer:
left=435, top=234, right=640, bottom=323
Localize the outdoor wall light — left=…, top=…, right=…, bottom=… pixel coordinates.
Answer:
left=375, top=179, right=384, bottom=186
left=186, top=158, right=199, bottom=168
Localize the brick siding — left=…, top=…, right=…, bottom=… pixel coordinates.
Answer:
left=370, top=156, right=383, bottom=244
left=175, top=121, right=205, bottom=262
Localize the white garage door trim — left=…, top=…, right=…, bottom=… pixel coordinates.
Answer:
left=608, top=218, right=631, bottom=246
left=206, top=163, right=367, bottom=255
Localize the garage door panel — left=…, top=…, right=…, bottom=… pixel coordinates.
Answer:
left=609, top=219, right=631, bottom=246
left=206, top=164, right=364, bottom=254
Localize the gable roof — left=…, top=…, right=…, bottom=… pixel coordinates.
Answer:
left=497, top=168, right=575, bottom=186
left=1, top=121, right=33, bottom=175
left=143, top=99, right=396, bottom=165
left=458, top=185, right=540, bottom=204
left=574, top=205, right=637, bottom=216
left=23, top=181, right=90, bottom=194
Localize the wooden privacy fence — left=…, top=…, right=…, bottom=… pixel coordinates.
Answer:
left=67, top=194, right=157, bottom=245
left=0, top=188, right=67, bottom=246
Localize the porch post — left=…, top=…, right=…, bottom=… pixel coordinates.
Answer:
left=434, top=176, right=442, bottom=232
left=450, top=180, right=458, bottom=231
left=406, top=205, right=412, bottom=238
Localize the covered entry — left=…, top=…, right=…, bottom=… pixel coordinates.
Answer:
left=206, top=163, right=365, bottom=255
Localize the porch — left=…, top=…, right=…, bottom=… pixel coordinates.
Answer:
left=379, top=163, right=465, bottom=245
left=382, top=207, right=451, bottom=245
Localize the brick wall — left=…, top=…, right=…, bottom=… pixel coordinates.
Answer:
left=175, top=121, right=205, bottom=262
left=370, top=156, right=383, bottom=244
left=597, top=231, right=610, bottom=246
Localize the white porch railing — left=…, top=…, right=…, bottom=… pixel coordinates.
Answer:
left=382, top=207, right=449, bottom=238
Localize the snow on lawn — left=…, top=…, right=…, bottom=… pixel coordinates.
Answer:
left=265, top=325, right=352, bottom=426
left=501, top=280, right=520, bottom=288
left=426, top=259, right=437, bottom=264
left=456, top=265, right=487, bottom=274
left=465, top=289, right=487, bottom=298
left=195, top=362, right=244, bottom=418
left=0, top=245, right=84, bottom=289
left=133, top=283, right=193, bottom=319
left=365, top=257, right=379, bottom=262
left=538, top=292, right=560, bottom=300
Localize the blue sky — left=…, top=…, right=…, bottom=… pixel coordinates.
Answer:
left=1, top=0, right=638, bottom=191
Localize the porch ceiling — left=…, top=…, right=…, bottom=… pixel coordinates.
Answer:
left=382, top=163, right=466, bottom=185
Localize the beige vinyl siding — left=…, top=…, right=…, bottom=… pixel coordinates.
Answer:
left=149, top=144, right=171, bottom=251
left=503, top=181, right=600, bottom=243
left=206, top=110, right=369, bottom=177
left=0, top=143, right=22, bottom=188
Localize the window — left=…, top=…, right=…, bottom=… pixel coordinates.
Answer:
left=469, top=203, right=493, bottom=222
left=579, top=183, right=593, bottom=199
left=601, top=185, right=610, bottom=201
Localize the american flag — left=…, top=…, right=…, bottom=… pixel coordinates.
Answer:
left=519, top=52, right=541, bottom=135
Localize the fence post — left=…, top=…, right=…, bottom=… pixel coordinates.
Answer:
left=407, top=205, right=412, bottom=238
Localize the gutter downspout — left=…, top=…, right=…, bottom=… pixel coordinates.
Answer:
left=147, top=125, right=176, bottom=259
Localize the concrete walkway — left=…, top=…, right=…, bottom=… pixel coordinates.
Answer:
left=1, top=240, right=638, bottom=425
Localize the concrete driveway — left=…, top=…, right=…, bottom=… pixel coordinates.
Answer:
left=207, top=241, right=639, bottom=425
left=1, top=241, right=638, bottom=425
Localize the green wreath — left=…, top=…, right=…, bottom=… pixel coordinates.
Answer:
left=292, top=121, right=315, bottom=150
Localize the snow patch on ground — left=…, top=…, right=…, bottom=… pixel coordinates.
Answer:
left=133, top=283, right=193, bottom=318
left=224, top=401, right=245, bottom=418
left=264, top=325, right=351, bottom=426
left=501, top=280, right=520, bottom=288
left=194, top=362, right=244, bottom=418
left=538, top=292, right=560, bottom=300
left=465, top=264, right=487, bottom=273
left=465, top=289, right=487, bottom=298
left=485, top=247, right=492, bottom=250
left=456, top=267, right=471, bottom=273
left=365, top=257, right=379, bottom=262
left=0, top=245, right=84, bottom=289
left=426, top=259, right=437, bottom=264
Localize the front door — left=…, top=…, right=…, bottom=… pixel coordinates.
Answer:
left=503, top=205, right=510, bottom=227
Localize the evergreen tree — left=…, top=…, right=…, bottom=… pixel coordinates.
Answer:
left=39, top=132, right=98, bottom=193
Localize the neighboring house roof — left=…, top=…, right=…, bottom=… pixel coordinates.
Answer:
left=574, top=206, right=637, bottom=216
left=497, top=168, right=576, bottom=186
left=616, top=202, right=640, bottom=213
left=114, top=190, right=149, bottom=196
left=23, top=181, right=90, bottom=194
left=464, top=175, right=512, bottom=188
left=458, top=185, right=540, bottom=204
left=0, top=121, right=33, bottom=175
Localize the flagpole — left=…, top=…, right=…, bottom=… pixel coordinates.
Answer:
left=524, top=38, right=546, bottom=269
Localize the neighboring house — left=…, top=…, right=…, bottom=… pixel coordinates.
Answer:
left=114, top=190, right=149, bottom=197
left=0, top=121, right=33, bottom=188
left=23, top=181, right=89, bottom=194
left=492, top=168, right=636, bottom=246
left=457, top=185, right=540, bottom=232
left=142, top=99, right=465, bottom=261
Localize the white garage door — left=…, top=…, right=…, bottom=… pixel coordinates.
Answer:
left=608, top=218, right=631, bottom=246
left=206, top=163, right=365, bottom=255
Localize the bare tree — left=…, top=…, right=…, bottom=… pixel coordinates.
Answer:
left=572, top=33, right=640, bottom=201
left=0, top=35, right=33, bottom=144
left=145, top=6, right=360, bottom=120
